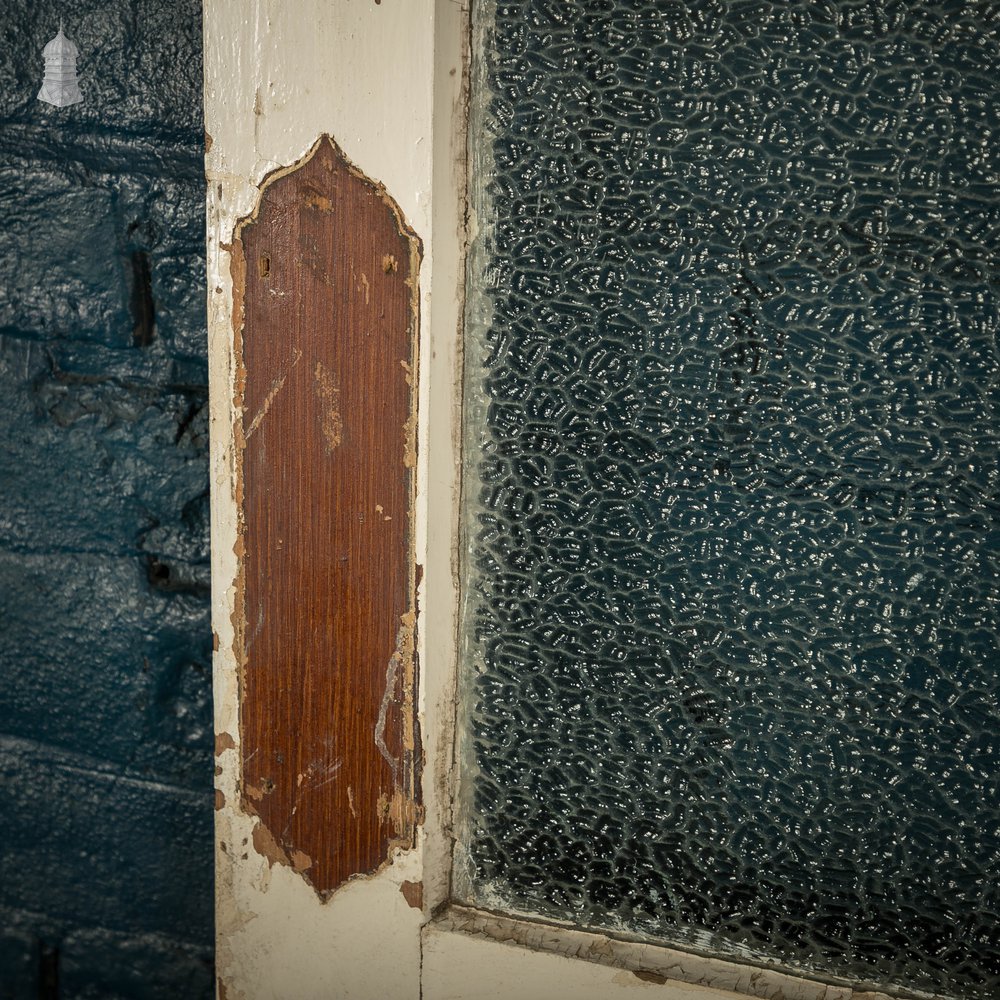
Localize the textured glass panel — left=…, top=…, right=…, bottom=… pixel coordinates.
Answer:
left=456, top=2, right=1000, bottom=997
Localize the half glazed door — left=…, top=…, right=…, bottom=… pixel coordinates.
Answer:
left=206, top=2, right=1000, bottom=999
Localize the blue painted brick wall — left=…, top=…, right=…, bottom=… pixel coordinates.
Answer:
left=0, top=2, right=212, bottom=997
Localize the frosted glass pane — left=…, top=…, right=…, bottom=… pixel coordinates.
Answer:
left=456, top=2, right=1000, bottom=997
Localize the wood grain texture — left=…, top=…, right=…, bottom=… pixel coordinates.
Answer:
left=231, top=135, right=421, bottom=897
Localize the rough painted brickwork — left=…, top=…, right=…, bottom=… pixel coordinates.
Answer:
left=0, top=2, right=212, bottom=997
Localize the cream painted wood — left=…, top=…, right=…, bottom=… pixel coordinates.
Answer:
left=204, top=0, right=434, bottom=996
left=422, top=924, right=898, bottom=1000
left=422, top=923, right=751, bottom=1000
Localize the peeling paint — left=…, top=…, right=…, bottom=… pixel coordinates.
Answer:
left=244, top=347, right=302, bottom=440
left=403, top=412, right=417, bottom=469
left=251, top=820, right=290, bottom=870
left=312, top=361, right=343, bottom=452
left=215, top=732, right=236, bottom=755
left=634, top=971, right=668, bottom=985
left=304, top=190, right=334, bottom=214
left=374, top=612, right=416, bottom=788
left=400, top=880, right=423, bottom=910
left=290, top=849, right=313, bottom=873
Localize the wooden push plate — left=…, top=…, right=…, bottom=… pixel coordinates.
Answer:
left=231, top=136, right=421, bottom=896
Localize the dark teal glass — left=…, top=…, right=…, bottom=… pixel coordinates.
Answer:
left=457, top=2, right=1000, bottom=997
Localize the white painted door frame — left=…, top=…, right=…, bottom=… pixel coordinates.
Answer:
left=204, top=3, right=895, bottom=999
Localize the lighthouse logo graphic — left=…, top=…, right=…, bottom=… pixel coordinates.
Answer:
left=38, top=26, right=83, bottom=107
